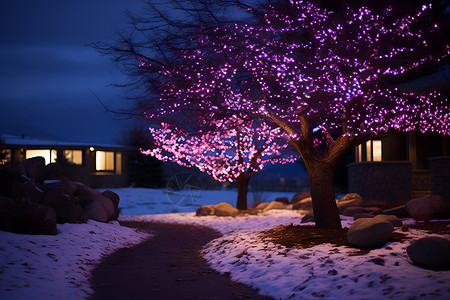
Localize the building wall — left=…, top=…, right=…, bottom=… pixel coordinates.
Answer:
left=348, top=161, right=411, bottom=205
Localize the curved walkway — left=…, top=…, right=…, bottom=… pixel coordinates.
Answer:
left=89, top=221, right=273, bottom=300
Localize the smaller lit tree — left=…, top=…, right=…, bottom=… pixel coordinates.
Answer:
left=141, top=118, right=297, bottom=209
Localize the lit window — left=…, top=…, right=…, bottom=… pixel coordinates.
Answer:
left=116, top=152, right=122, bottom=174
left=64, top=150, right=83, bottom=165
left=26, top=149, right=57, bottom=165
left=1, top=149, right=11, bottom=165
left=96, top=151, right=115, bottom=171
left=356, top=140, right=382, bottom=162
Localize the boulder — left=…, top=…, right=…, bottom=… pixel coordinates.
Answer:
left=290, top=191, right=311, bottom=204
left=373, top=214, right=403, bottom=227
left=407, top=236, right=450, bottom=268
left=42, top=163, right=67, bottom=181
left=382, top=205, right=410, bottom=218
left=341, top=206, right=382, bottom=217
left=0, top=196, right=57, bottom=235
left=196, top=205, right=215, bottom=216
left=11, top=175, right=44, bottom=204
left=43, top=177, right=77, bottom=198
left=353, top=213, right=376, bottom=220
left=406, top=195, right=446, bottom=221
left=274, top=197, right=289, bottom=205
left=84, top=194, right=115, bottom=222
left=337, top=193, right=363, bottom=213
left=300, top=212, right=315, bottom=223
left=263, top=201, right=288, bottom=211
left=292, top=197, right=313, bottom=210
left=101, top=190, right=120, bottom=220
left=21, top=156, right=46, bottom=182
left=43, top=186, right=81, bottom=224
left=347, top=218, right=394, bottom=248
left=255, top=202, right=270, bottom=210
left=213, top=202, right=239, bottom=217
left=74, top=182, right=99, bottom=206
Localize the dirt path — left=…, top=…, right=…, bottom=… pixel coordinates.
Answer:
left=89, top=221, right=273, bottom=300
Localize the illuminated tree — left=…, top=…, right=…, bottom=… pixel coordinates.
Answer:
left=95, top=0, right=449, bottom=227
left=142, top=119, right=297, bottom=209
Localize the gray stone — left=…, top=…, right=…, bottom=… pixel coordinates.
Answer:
left=347, top=218, right=394, bottom=248
left=74, top=182, right=99, bottom=206
left=11, top=176, right=44, bottom=204
left=373, top=214, right=402, bottom=227
left=21, top=156, right=46, bottom=182
left=353, top=213, right=376, bottom=220
left=255, top=202, right=270, bottom=210
left=292, top=197, right=313, bottom=210
left=101, top=190, right=120, bottom=221
left=337, top=193, right=363, bottom=213
left=213, top=202, right=239, bottom=217
left=0, top=196, right=57, bottom=235
left=407, top=236, right=450, bottom=268
left=196, top=205, right=215, bottom=216
left=301, top=212, right=315, bottom=223
left=263, top=201, right=288, bottom=211
left=342, top=206, right=382, bottom=217
left=382, top=205, right=409, bottom=218
left=274, top=197, right=289, bottom=205
left=290, top=191, right=311, bottom=204
left=84, top=194, right=115, bottom=222
left=406, top=195, right=446, bottom=221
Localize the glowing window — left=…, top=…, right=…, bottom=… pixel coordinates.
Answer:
left=26, top=149, right=57, bottom=165
left=356, top=140, right=382, bottom=162
left=64, top=150, right=83, bottom=165
left=96, top=151, right=115, bottom=171
left=372, top=140, right=382, bottom=161
left=1, top=149, right=11, bottom=165
left=115, top=152, right=122, bottom=174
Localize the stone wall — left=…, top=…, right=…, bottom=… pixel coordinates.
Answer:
left=429, top=156, right=450, bottom=209
left=348, top=161, right=411, bottom=205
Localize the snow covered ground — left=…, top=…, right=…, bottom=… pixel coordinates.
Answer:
left=1, top=187, right=450, bottom=299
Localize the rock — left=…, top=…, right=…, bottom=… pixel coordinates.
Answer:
left=337, top=193, right=363, bottom=213
left=263, top=201, right=288, bottom=211
left=21, top=156, right=46, bottom=182
left=11, top=175, right=44, bottom=204
left=0, top=196, right=57, bottom=235
left=101, top=190, right=120, bottom=220
left=290, top=191, right=311, bottom=204
left=341, top=206, right=382, bottom=217
left=347, top=218, right=394, bottom=248
left=301, top=212, right=315, bottom=223
left=43, top=177, right=77, bottom=198
left=406, top=195, right=446, bottom=221
left=42, top=163, right=67, bottom=181
left=74, top=182, right=99, bottom=206
left=382, top=205, right=410, bottom=218
left=274, top=197, right=289, bottom=205
left=84, top=194, right=115, bottom=222
left=43, top=186, right=81, bottom=224
left=213, top=202, right=239, bottom=217
left=373, top=214, right=403, bottom=227
left=407, top=236, right=450, bottom=268
left=255, top=202, right=270, bottom=210
left=196, top=205, right=215, bottom=216
left=353, top=213, right=376, bottom=220
left=292, top=197, right=313, bottom=210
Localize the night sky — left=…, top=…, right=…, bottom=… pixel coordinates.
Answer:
left=0, top=0, right=145, bottom=145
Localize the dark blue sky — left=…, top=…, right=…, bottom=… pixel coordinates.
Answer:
left=0, top=0, right=145, bottom=145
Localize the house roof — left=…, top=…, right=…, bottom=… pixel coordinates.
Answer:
left=1, top=134, right=129, bottom=150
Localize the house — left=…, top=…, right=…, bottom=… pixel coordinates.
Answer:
left=0, top=134, right=129, bottom=188
left=347, top=130, right=450, bottom=206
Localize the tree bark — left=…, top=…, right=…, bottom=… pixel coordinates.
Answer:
left=305, top=160, right=342, bottom=229
left=235, top=174, right=250, bottom=210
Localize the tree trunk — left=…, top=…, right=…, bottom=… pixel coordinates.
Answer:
left=235, top=175, right=250, bottom=210
left=305, top=161, right=342, bottom=229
